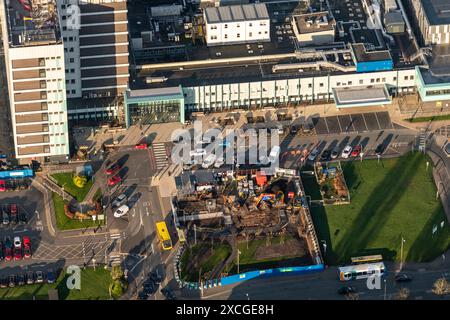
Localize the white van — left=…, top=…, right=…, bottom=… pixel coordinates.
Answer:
left=268, top=146, right=280, bottom=163
left=202, top=154, right=216, bottom=169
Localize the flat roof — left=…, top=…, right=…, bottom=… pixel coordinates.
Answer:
left=421, top=0, right=450, bottom=26
left=351, top=43, right=392, bottom=63
left=293, top=11, right=335, bottom=35
left=126, top=86, right=183, bottom=100
left=333, top=85, right=391, bottom=107
left=204, top=3, right=269, bottom=24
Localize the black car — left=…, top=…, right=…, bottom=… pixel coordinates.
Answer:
left=18, top=211, right=28, bottom=225
left=375, top=144, right=385, bottom=156
left=47, top=270, right=56, bottom=284
left=320, top=150, right=331, bottom=162
left=338, top=286, right=356, bottom=295
left=137, top=291, right=148, bottom=300
left=17, top=274, right=25, bottom=286
left=149, top=271, right=162, bottom=284
left=161, top=288, right=177, bottom=300
left=35, top=271, right=44, bottom=283
left=302, top=123, right=313, bottom=133
left=290, top=125, right=299, bottom=135
left=0, top=276, right=8, bottom=288
left=8, top=275, right=16, bottom=288
left=0, top=241, right=4, bottom=260
left=143, top=280, right=157, bottom=295
left=395, top=273, right=412, bottom=282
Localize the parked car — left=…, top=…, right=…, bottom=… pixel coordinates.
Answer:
left=18, top=211, right=28, bottom=225
left=9, top=204, right=18, bottom=225
left=0, top=241, right=3, bottom=260
left=105, top=163, right=121, bottom=175
left=113, top=205, right=130, bottom=218
left=351, top=145, right=362, bottom=157
left=2, top=209, right=9, bottom=225
left=214, top=157, right=225, bottom=168
left=395, top=273, right=412, bottom=283
left=134, top=142, right=148, bottom=150
left=137, top=291, right=148, bottom=300
left=47, top=270, right=56, bottom=284
left=161, top=287, right=177, bottom=300
left=111, top=194, right=127, bottom=208
left=331, top=146, right=340, bottom=159
left=107, top=175, right=122, bottom=186
left=143, top=280, right=157, bottom=295
left=13, top=236, right=21, bottom=248
left=375, top=143, right=385, bottom=156
left=35, top=271, right=44, bottom=284
left=320, top=150, right=331, bottom=162
left=0, top=276, right=8, bottom=288
left=4, top=237, right=12, bottom=261
left=338, top=286, right=356, bottom=295
left=14, top=246, right=22, bottom=260
left=23, top=236, right=31, bottom=259
left=149, top=271, right=162, bottom=284
left=308, top=148, right=320, bottom=161
left=17, top=274, right=25, bottom=286
left=302, top=123, right=313, bottom=133
left=341, top=145, right=352, bottom=159
left=8, top=275, right=16, bottom=288
left=0, top=180, right=5, bottom=192
left=290, top=124, right=299, bottom=135
left=26, top=271, right=34, bottom=285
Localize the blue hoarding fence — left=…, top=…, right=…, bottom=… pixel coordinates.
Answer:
left=0, top=169, right=34, bottom=179
left=182, top=263, right=325, bottom=290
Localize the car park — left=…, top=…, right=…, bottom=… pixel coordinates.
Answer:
left=105, top=163, right=121, bottom=175
left=108, top=175, right=122, bottom=186
left=114, top=205, right=130, bottom=218
left=341, top=145, right=352, bottom=159
left=351, top=145, right=362, bottom=157
left=35, top=271, right=44, bottom=283
left=8, top=275, right=16, bottom=288
left=112, top=194, right=127, bottom=208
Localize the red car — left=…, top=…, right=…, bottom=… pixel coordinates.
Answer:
left=105, top=163, right=121, bottom=175
left=0, top=180, right=5, bottom=192
left=107, top=175, right=122, bottom=186
left=13, top=247, right=22, bottom=261
left=351, top=145, right=362, bottom=157
left=134, top=143, right=148, bottom=150
left=23, top=236, right=31, bottom=259
left=5, top=247, right=12, bottom=261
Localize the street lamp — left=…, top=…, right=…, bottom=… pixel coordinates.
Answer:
left=237, top=249, right=241, bottom=274
left=400, top=237, right=406, bottom=271
left=320, top=240, right=327, bottom=256
left=383, top=279, right=387, bottom=300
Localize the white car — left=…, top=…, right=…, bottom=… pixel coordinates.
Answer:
left=113, top=205, right=130, bottom=218
left=214, top=157, right=225, bottom=168
left=13, top=236, right=21, bottom=248
left=190, top=148, right=206, bottom=157
left=308, top=149, right=320, bottom=161
left=202, top=154, right=216, bottom=169
left=111, top=194, right=127, bottom=208
left=341, top=145, right=353, bottom=159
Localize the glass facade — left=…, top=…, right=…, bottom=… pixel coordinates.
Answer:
left=128, top=99, right=182, bottom=125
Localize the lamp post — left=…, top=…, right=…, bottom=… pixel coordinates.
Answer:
left=383, top=279, right=387, bottom=300
left=400, top=237, right=406, bottom=271
left=237, top=249, right=241, bottom=274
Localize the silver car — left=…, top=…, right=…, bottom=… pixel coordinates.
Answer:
left=111, top=194, right=127, bottom=208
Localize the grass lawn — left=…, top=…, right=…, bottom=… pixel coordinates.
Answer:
left=305, top=152, right=450, bottom=265
left=407, top=114, right=450, bottom=123
left=0, top=267, right=112, bottom=300
left=180, top=242, right=232, bottom=281
left=51, top=172, right=94, bottom=202
left=53, top=193, right=100, bottom=231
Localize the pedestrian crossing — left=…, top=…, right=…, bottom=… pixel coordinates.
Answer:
left=109, top=254, right=122, bottom=266
left=152, top=143, right=169, bottom=171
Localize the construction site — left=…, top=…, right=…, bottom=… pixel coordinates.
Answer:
left=314, top=161, right=351, bottom=205
left=173, top=169, right=323, bottom=283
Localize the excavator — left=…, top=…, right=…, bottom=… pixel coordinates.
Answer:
left=253, top=193, right=275, bottom=206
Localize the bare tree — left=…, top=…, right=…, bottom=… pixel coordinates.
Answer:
left=432, top=278, right=449, bottom=296
left=395, top=288, right=410, bottom=300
